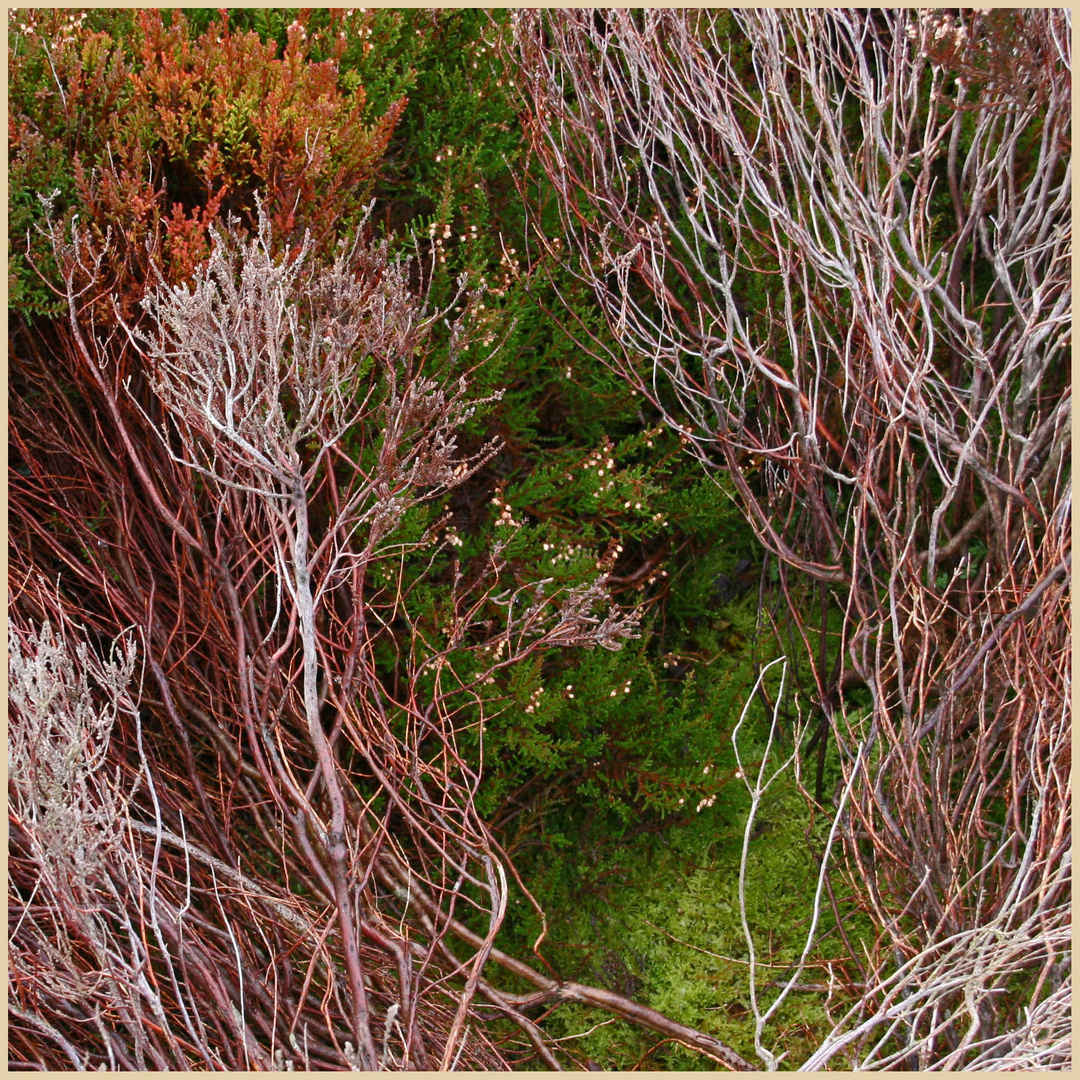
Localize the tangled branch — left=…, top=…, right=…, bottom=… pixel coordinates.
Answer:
left=509, top=8, right=1070, bottom=1068
left=9, top=203, right=753, bottom=1070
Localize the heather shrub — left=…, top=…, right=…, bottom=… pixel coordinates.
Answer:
left=10, top=7, right=402, bottom=312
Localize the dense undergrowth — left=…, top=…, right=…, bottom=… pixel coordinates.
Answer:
left=9, top=8, right=1068, bottom=1071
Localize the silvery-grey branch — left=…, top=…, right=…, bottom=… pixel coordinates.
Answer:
left=510, top=8, right=1070, bottom=1070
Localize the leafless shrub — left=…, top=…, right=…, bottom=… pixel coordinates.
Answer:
left=9, top=602, right=137, bottom=892
left=509, top=8, right=1070, bottom=1069
left=9, top=585, right=247, bottom=1070
left=9, top=201, right=754, bottom=1070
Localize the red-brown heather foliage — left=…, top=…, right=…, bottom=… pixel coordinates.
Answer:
left=11, top=8, right=403, bottom=310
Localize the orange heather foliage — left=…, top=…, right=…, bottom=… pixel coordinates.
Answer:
left=11, top=8, right=404, bottom=307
